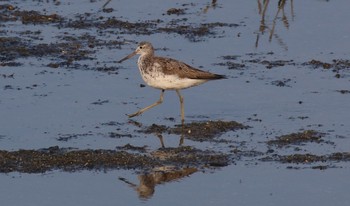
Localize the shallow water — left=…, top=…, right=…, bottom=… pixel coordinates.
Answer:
left=1, top=0, right=350, bottom=205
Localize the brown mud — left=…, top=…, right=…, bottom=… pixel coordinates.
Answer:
left=1, top=121, right=349, bottom=173
left=0, top=144, right=228, bottom=173
left=267, top=130, right=327, bottom=147
left=139, top=120, right=248, bottom=142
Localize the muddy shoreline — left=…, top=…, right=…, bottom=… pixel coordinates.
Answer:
left=1, top=121, right=349, bottom=173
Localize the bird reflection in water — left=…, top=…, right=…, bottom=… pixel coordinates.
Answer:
left=119, top=166, right=197, bottom=200
left=129, top=120, right=185, bottom=147
left=156, top=132, right=184, bottom=148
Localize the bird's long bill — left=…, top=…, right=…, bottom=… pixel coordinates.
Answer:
left=118, top=51, right=137, bottom=63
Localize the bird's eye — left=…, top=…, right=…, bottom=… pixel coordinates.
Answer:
left=139, top=46, right=143, bottom=49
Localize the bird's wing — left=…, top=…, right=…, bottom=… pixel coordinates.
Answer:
left=153, top=56, right=224, bottom=79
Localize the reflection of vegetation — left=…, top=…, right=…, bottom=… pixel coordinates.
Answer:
left=102, top=0, right=112, bottom=9
left=256, top=0, right=294, bottom=50
left=202, top=0, right=218, bottom=13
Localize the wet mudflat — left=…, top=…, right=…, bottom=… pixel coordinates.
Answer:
left=2, top=126, right=349, bottom=173
left=1, top=0, right=350, bottom=205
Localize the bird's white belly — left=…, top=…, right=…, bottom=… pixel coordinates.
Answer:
left=141, top=73, right=207, bottom=90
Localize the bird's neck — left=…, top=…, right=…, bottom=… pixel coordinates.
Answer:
left=138, top=53, right=153, bottom=63
left=138, top=53, right=154, bottom=69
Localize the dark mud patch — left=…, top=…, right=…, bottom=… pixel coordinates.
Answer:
left=0, top=73, right=14, bottom=78
left=277, top=152, right=350, bottom=163
left=304, top=59, right=350, bottom=78
left=77, top=17, right=158, bottom=35
left=0, top=62, right=22, bottom=67
left=109, top=132, right=133, bottom=138
left=95, top=66, right=119, bottom=74
left=139, top=120, right=248, bottom=142
left=240, top=58, right=295, bottom=69
left=214, top=60, right=245, bottom=70
left=0, top=5, right=62, bottom=24
left=0, top=36, right=93, bottom=62
left=267, top=130, right=328, bottom=147
left=261, top=130, right=350, bottom=169
left=217, top=56, right=350, bottom=80
left=260, top=60, right=295, bottom=69
left=262, top=152, right=350, bottom=169
left=288, top=116, right=309, bottom=121
left=0, top=145, right=229, bottom=173
left=3, top=83, right=43, bottom=91
left=16, top=10, right=63, bottom=24
left=56, top=133, right=93, bottom=142
left=231, top=149, right=266, bottom=162
left=166, top=8, right=187, bottom=16
left=336, top=90, right=350, bottom=94
left=116, top=144, right=147, bottom=153
left=63, top=13, right=238, bottom=42
left=271, top=78, right=292, bottom=87
left=159, top=22, right=239, bottom=42
left=151, top=146, right=229, bottom=167
left=306, top=59, right=350, bottom=70
left=0, top=146, right=156, bottom=173
left=215, top=55, right=302, bottom=74
left=91, top=99, right=109, bottom=105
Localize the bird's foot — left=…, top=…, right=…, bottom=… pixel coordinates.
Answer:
left=127, top=111, right=142, bottom=118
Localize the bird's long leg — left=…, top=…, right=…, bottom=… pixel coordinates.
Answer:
left=128, top=90, right=165, bottom=118
left=176, top=89, right=185, bottom=125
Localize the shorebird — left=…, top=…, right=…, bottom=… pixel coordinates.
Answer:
left=118, top=41, right=226, bottom=124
